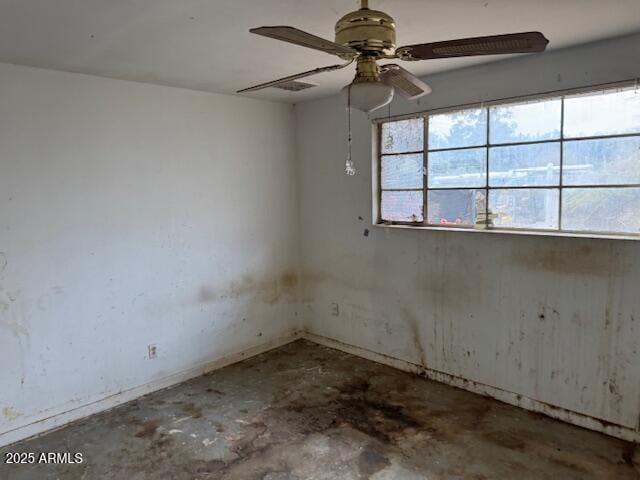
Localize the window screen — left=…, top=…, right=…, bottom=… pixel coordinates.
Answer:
left=377, top=84, right=640, bottom=237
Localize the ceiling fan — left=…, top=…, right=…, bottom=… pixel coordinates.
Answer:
left=238, top=0, right=549, bottom=112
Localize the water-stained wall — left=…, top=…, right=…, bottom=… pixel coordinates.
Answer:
left=0, top=63, right=301, bottom=444
left=296, top=33, right=640, bottom=436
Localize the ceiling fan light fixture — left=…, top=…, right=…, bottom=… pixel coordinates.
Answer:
left=343, top=81, right=394, bottom=113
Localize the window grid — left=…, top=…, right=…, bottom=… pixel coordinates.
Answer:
left=378, top=83, right=640, bottom=237
left=423, top=116, right=429, bottom=224
left=558, top=98, right=565, bottom=230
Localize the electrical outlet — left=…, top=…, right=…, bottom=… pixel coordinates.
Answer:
left=331, top=303, right=340, bottom=316
left=148, top=344, right=157, bottom=359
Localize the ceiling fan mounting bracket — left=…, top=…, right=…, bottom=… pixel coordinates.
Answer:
left=334, top=7, right=396, bottom=59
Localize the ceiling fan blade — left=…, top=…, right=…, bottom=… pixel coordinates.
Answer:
left=250, top=26, right=358, bottom=57
left=397, top=32, right=549, bottom=61
left=237, top=61, right=353, bottom=93
left=380, top=64, right=432, bottom=99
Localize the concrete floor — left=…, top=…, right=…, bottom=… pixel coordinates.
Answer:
left=2, top=340, right=638, bottom=479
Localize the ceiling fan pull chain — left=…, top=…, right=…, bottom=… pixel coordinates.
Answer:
left=345, top=85, right=356, bottom=176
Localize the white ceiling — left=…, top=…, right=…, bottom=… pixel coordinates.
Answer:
left=1, top=0, right=639, bottom=103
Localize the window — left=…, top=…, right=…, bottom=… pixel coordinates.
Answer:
left=377, top=83, right=640, bottom=238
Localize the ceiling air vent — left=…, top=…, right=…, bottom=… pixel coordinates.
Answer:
left=274, top=80, right=317, bottom=92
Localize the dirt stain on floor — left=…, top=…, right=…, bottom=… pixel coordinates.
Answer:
left=1, top=340, right=638, bottom=480
left=134, top=420, right=160, bottom=438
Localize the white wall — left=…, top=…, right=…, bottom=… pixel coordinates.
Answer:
left=296, top=33, right=640, bottom=439
left=0, top=63, right=300, bottom=445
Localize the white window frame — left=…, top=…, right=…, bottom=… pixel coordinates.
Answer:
left=373, top=80, right=640, bottom=240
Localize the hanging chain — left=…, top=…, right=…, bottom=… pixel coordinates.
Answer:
left=345, top=85, right=356, bottom=175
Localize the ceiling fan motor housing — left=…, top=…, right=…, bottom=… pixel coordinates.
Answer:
left=334, top=8, right=396, bottom=59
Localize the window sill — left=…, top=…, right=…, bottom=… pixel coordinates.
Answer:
left=373, top=222, right=640, bottom=241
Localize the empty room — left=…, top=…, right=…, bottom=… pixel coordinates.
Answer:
left=1, top=0, right=640, bottom=478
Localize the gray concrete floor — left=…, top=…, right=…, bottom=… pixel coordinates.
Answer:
left=1, top=340, right=638, bottom=479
